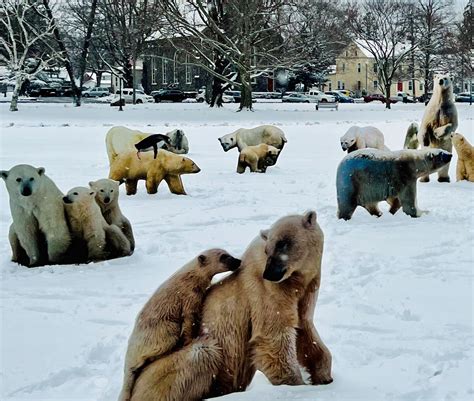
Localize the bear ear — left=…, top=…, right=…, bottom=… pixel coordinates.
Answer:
left=88, top=181, right=95, bottom=187
left=37, top=167, right=45, bottom=176
left=260, top=229, right=269, bottom=241
left=198, top=254, right=207, bottom=266
left=0, top=170, right=8, bottom=180
left=303, top=211, right=317, bottom=229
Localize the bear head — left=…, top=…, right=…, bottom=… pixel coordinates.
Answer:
left=451, top=133, right=468, bottom=150
left=196, top=248, right=241, bottom=276
left=433, top=74, right=453, bottom=95
left=416, top=149, right=452, bottom=176
left=180, top=157, right=201, bottom=174
left=260, top=211, right=323, bottom=283
left=264, top=145, right=281, bottom=166
left=1, top=164, right=46, bottom=197
left=63, top=186, right=96, bottom=208
left=89, top=178, right=120, bottom=209
left=340, top=126, right=358, bottom=151
left=218, top=133, right=236, bottom=152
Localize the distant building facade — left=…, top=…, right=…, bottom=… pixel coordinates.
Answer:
left=326, top=40, right=425, bottom=96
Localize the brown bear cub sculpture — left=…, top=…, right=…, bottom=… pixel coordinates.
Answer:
left=118, top=249, right=241, bottom=401
left=63, top=187, right=131, bottom=262
left=109, top=150, right=200, bottom=196
left=237, top=144, right=281, bottom=173
left=89, top=179, right=135, bottom=252
left=452, top=133, right=474, bottom=182
left=336, top=148, right=452, bottom=220
left=130, top=212, right=332, bottom=401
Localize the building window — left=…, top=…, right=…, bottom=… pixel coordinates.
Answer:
left=374, top=80, right=378, bottom=90
left=357, top=81, right=361, bottom=90
left=173, top=54, right=178, bottom=84
left=162, top=59, right=168, bottom=84
left=342, top=63, right=345, bottom=72
left=358, top=63, right=361, bottom=73
left=408, top=80, right=413, bottom=91
left=151, top=58, right=157, bottom=85
left=337, top=80, right=341, bottom=89
left=328, top=82, right=332, bottom=91
left=345, top=50, right=348, bottom=56
left=342, top=82, right=345, bottom=89
left=374, top=63, right=378, bottom=73
left=185, top=54, right=192, bottom=84
left=419, top=82, right=423, bottom=91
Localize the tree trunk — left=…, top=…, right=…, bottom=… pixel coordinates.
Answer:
left=10, top=76, right=24, bottom=112
left=96, top=71, right=102, bottom=87
left=132, top=58, right=137, bottom=104
left=385, top=84, right=391, bottom=109
left=238, top=69, right=253, bottom=111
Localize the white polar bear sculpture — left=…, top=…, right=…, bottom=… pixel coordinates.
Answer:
left=417, top=74, right=458, bottom=182
left=340, top=126, right=389, bottom=153
left=218, top=125, right=287, bottom=153
left=1, top=164, right=71, bottom=267
left=105, top=126, right=189, bottom=164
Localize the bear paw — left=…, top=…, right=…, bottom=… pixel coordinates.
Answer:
left=438, top=176, right=450, bottom=183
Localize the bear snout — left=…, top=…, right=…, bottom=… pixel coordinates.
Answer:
left=439, top=79, right=444, bottom=86
left=441, top=152, right=452, bottom=163
left=104, top=196, right=110, bottom=204
left=193, top=165, right=201, bottom=173
left=62, top=196, right=73, bottom=204
left=263, top=257, right=287, bottom=282
left=226, top=256, right=241, bottom=271
left=341, top=142, right=348, bottom=151
left=21, top=186, right=32, bottom=196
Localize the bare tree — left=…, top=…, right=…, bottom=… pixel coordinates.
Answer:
left=161, top=0, right=303, bottom=111
left=286, top=0, right=349, bottom=91
left=42, top=0, right=98, bottom=107
left=97, top=0, right=163, bottom=104
left=413, top=0, right=454, bottom=100
left=0, top=0, right=59, bottom=111
left=347, top=0, right=419, bottom=109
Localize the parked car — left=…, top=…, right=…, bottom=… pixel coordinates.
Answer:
left=363, top=93, right=397, bottom=103
left=83, top=87, right=110, bottom=97
left=416, top=92, right=433, bottom=104
left=333, top=89, right=355, bottom=98
left=152, top=89, right=186, bottom=103
left=325, top=91, right=354, bottom=103
left=389, top=91, right=415, bottom=103
left=113, top=88, right=154, bottom=104
left=306, top=90, right=336, bottom=103
left=283, top=93, right=317, bottom=103
left=225, top=90, right=241, bottom=103
left=455, top=92, right=473, bottom=103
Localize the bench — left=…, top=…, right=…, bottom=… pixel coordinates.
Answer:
left=315, top=101, right=338, bottom=111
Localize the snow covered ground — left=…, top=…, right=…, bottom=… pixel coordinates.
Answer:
left=0, top=102, right=473, bottom=401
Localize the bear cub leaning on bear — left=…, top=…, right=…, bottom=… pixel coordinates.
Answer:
left=63, top=187, right=132, bottom=262
left=118, top=249, right=241, bottom=401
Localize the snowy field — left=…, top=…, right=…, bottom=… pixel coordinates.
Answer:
left=0, top=101, right=473, bottom=401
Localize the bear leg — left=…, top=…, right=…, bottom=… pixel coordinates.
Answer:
left=456, top=160, right=467, bottom=181
left=400, top=184, right=421, bottom=218
left=86, top=232, right=107, bottom=262
left=387, top=197, right=401, bottom=215
left=131, top=338, right=222, bottom=401
left=146, top=174, right=162, bottom=194
left=14, top=221, right=42, bottom=267
left=105, top=224, right=131, bottom=258
left=164, top=175, right=186, bottom=195
left=437, top=163, right=451, bottom=182
left=121, top=218, right=135, bottom=252
left=252, top=328, right=304, bottom=385
left=125, top=179, right=138, bottom=195
left=419, top=175, right=430, bottom=183
left=363, top=203, right=382, bottom=217
left=236, top=160, right=246, bottom=174
left=9, top=224, right=29, bottom=266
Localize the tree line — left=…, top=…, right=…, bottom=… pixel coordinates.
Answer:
left=1, top=0, right=472, bottom=111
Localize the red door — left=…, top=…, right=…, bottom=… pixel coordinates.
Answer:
left=397, top=81, right=403, bottom=91
left=267, top=78, right=274, bottom=92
